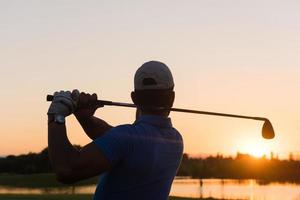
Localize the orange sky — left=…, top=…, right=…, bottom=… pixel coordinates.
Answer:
left=0, top=1, right=300, bottom=158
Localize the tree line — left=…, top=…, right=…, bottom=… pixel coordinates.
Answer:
left=178, top=153, right=300, bottom=181
left=1, top=148, right=300, bottom=181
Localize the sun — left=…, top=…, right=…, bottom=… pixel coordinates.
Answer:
left=238, top=138, right=271, bottom=158
left=247, top=147, right=267, bottom=158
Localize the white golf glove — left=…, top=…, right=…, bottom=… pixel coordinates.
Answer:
left=47, top=90, right=79, bottom=119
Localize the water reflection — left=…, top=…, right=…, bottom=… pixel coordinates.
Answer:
left=170, top=179, right=300, bottom=200
left=1, top=178, right=300, bottom=200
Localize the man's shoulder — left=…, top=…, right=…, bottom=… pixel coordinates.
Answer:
left=111, top=124, right=134, bottom=131
left=107, top=121, right=182, bottom=141
left=171, top=127, right=183, bottom=139
left=106, top=124, right=136, bottom=135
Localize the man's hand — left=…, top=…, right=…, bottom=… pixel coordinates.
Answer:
left=73, top=90, right=104, bottom=120
left=71, top=90, right=112, bottom=140
left=47, top=91, right=77, bottom=118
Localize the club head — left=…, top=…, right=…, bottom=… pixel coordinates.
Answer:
left=262, top=119, right=275, bottom=139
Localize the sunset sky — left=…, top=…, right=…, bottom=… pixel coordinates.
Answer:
left=0, top=1, right=299, bottom=158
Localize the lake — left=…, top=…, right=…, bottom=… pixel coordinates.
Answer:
left=1, top=178, right=300, bottom=200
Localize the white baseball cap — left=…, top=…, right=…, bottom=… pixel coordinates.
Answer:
left=134, top=61, right=174, bottom=90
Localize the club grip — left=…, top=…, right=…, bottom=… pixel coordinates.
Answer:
left=46, top=94, right=114, bottom=106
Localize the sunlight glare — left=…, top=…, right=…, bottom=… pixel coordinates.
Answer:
left=238, top=137, right=271, bottom=158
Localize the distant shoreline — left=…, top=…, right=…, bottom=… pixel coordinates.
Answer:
left=1, top=173, right=300, bottom=188
left=2, top=148, right=300, bottom=181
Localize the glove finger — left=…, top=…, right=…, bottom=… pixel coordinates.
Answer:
left=49, top=91, right=74, bottom=116
left=71, top=89, right=80, bottom=102
left=66, top=91, right=72, bottom=96
left=53, top=91, right=68, bottom=101
left=57, top=91, right=73, bottom=104
left=65, top=91, right=74, bottom=104
left=53, top=91, right=59, bottom=96
left=59, top=98, right=74, bottom=110
left=55, top=91, right=72, bottom=100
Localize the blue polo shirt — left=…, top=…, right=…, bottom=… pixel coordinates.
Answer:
left=93, top=115, right=183, bottom=200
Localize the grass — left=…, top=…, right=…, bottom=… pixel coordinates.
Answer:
left=0, top=173, right=98, bottom=188
left=0, top=194, right=222, bottom=200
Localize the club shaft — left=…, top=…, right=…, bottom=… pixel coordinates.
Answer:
left=46, top=95, right=266, bottom=122
left=104, top=101, right=266, bottom=121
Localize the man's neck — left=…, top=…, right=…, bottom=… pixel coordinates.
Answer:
left=136, top=109, right=169, bottom=119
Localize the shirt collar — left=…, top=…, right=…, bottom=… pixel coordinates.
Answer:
left=134, top=115, right=173, bottom=128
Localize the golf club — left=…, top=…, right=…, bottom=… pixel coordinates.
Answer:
left=47, top=95, right=275, bottom=139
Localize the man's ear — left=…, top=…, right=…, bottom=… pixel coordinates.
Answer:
left=131, top=91, right=137, bottom=105
left=170, top=91, right=175, bottom=107
left=131, top=91, right=142, bottom=106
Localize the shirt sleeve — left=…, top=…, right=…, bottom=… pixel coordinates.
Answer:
left=93, top=125, right=131, bottom=166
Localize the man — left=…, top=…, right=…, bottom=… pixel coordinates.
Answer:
left=47, top=61, right=183, bottom=200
